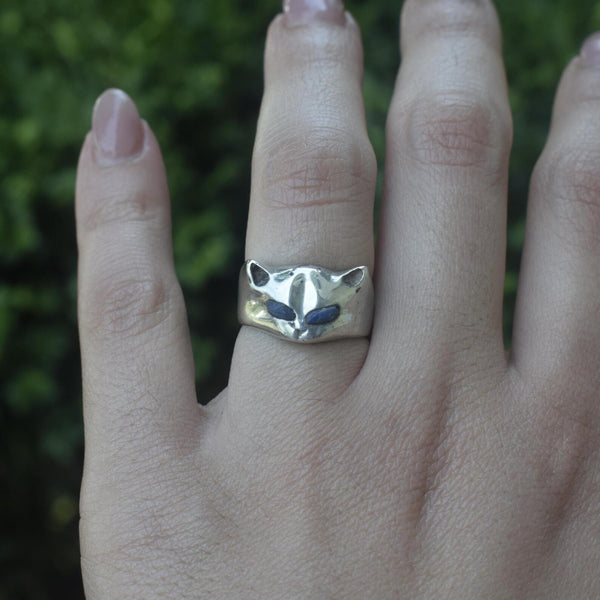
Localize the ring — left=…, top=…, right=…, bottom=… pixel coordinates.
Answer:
left=238, top=260, right=374, bottom=343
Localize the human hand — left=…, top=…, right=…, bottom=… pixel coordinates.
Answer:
left=76, top=0, right=600, bottom=597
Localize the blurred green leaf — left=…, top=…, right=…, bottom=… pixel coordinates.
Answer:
left=6, top=368, right=57, bottom=415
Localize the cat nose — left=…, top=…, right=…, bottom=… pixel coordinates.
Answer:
left=294, top=319, right=307, bottom=332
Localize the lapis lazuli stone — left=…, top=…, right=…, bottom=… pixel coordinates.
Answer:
left=306, top=305, right=340, bottom=326
left=266, top=300, right=296, bottom=321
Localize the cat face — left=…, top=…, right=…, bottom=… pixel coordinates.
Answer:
left=239, top=260, right=369, bottom=342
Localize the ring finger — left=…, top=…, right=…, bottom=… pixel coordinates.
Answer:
left=225, top=1, right=377, bottom=426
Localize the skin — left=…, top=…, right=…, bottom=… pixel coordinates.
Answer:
left=76, top=0, right=600, bottom=597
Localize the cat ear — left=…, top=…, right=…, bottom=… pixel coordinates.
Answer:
left=341, top=266, right=366, bottom=287
left=247, top=260, right=270, bottom=287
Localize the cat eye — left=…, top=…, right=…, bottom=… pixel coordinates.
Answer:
left=265, top=300, right=296, bottom=321
left=305, top=305, right=340, bottom=326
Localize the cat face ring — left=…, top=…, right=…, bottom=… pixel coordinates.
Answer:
left=238, top=260, right=374, bottom=343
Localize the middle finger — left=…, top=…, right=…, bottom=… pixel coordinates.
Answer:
left=372, top=0, right=512, bottom=376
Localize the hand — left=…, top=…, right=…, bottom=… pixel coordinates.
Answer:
left=76, top=0, right=600, bottom=597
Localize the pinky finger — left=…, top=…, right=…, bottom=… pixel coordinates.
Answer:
left=511, top=35, right=600, bottom=399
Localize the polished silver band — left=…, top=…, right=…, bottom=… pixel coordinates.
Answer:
left=238, top=260, right=374, bottom=343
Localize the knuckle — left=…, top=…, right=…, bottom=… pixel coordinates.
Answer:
left=394, top=93, right=511, bottom=172
left=256, top=126, right=377, bottom=210
left=265, top=14, right=361, bottom=74
left=511, top=373, right=596, bottom=524
left=85, top=273, right=176, bottom=339
left=535, top=147, right=600, bottom=238
left=528, top=400, right=592, bottom=517
left=403, top=0, right=499, bottom=42
left=79, top=186, right=164, bottom=233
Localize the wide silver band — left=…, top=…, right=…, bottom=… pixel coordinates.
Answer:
left=238, top=260, right=374, bottom=343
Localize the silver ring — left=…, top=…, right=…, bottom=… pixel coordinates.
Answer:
left=238, top=260, right=374, bottom=343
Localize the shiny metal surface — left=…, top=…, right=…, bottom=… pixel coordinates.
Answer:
left=238, top=260, right=374, bottom=343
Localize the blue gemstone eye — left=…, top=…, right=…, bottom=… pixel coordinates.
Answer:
left=266, top=300, right=296, bottom=321
left=305, top=305, right=340, bottom=326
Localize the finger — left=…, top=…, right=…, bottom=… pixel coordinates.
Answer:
left=227, top=4, right=377, bottom=419
left=511, top=34, right=600, bottom=399
left=373, top=0, right=512, bottom=369
left=76, top=89, right=202, bottom=463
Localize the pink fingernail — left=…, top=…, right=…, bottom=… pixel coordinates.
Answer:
left=580, top=32, right=600, bottom=67
left=283, top=0, right=345, bottom=28
left=92, top=88, right=145, bottom=165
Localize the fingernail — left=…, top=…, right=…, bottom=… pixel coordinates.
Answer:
left=580, top=32, right=600, bottom=67
left=92, top=88, right=145, bottom=165
left=283, top=0, right=345, bottom=28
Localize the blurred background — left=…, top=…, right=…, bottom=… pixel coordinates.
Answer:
left=1, top=0, right=599, bottom=597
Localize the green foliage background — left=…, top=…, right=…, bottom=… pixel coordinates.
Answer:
left=1, top=0, right=599, bottom=596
